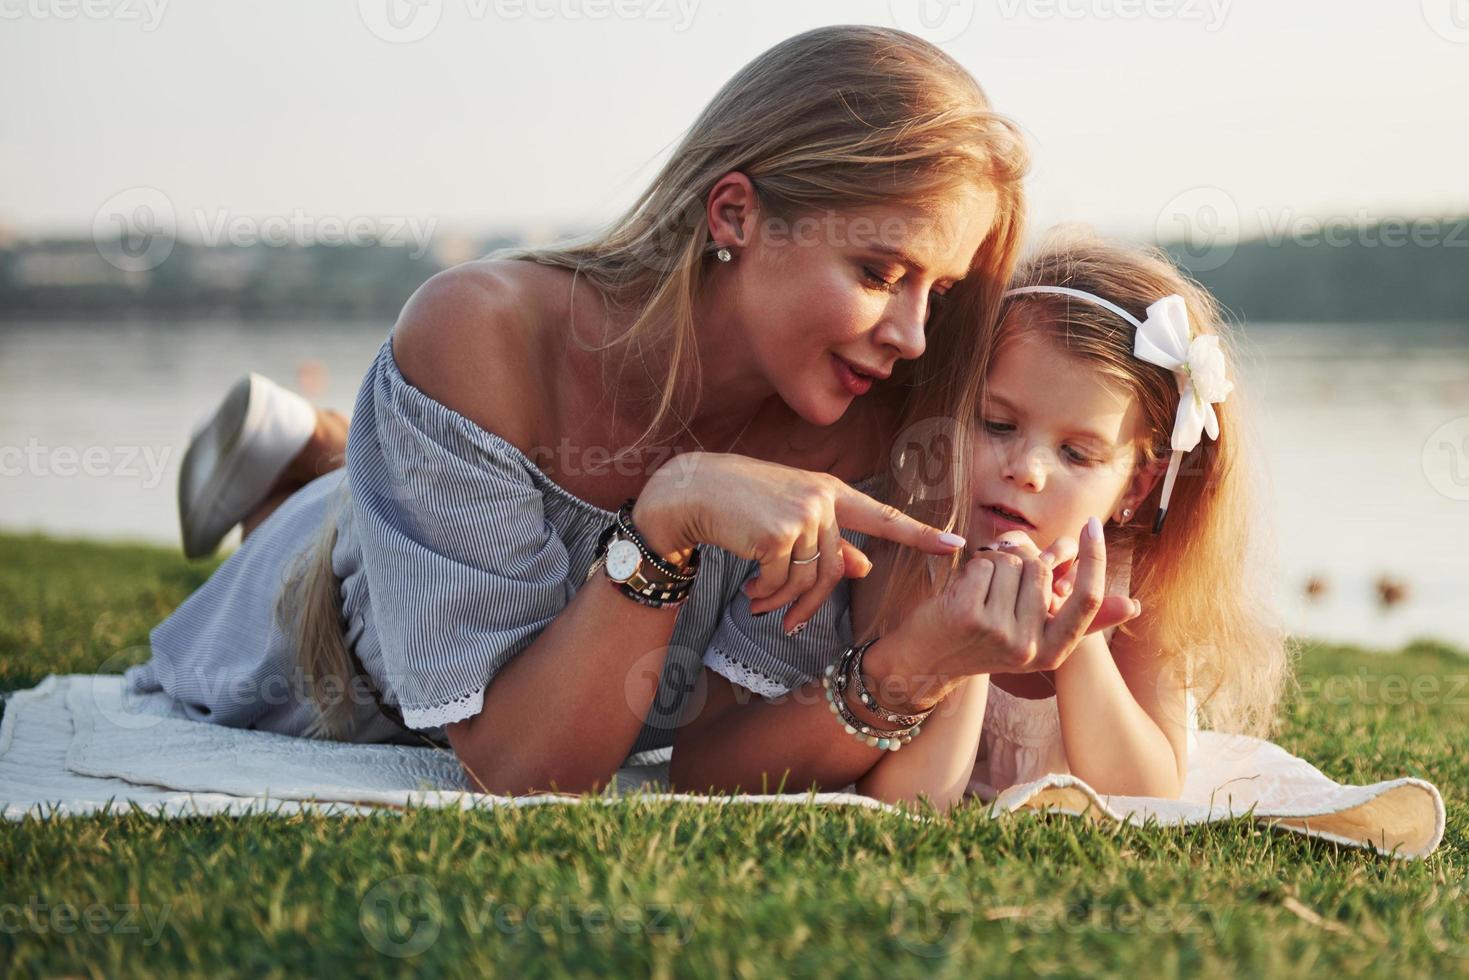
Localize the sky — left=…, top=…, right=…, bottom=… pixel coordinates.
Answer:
left=3, top=0, right=1467, bottom=246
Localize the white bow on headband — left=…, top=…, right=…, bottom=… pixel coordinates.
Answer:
left=1132, top=294, right=1235, bottom=452
left=1003, top=286, right=1234, bottom=533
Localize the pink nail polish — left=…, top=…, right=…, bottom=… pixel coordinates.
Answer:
left=938, top=532, right=966, bottom=548
left=1085, top=516, right=1103, bottom=541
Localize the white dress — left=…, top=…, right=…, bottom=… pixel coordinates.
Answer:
left=961, top=540, right=1200, bottom=802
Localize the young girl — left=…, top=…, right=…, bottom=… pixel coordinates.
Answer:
left=675, top=229, right=1288, bottom=808
left=845, top=229, right=1290, bottom=810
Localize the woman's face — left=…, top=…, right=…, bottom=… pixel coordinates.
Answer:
left=969, top=326, right=1155, bottom=551
left=735, top=185, right=998, bottom=427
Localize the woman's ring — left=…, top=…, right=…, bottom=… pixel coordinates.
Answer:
left=791, top=551, right=821, bottom=566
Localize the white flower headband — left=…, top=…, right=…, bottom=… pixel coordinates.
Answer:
left=1002, top=285, right=1234, bottom=534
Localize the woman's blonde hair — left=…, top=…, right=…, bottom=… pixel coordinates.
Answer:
left=283, top=24, right=1031, bottom=739
left=869, top=227, right=1289, bottom=738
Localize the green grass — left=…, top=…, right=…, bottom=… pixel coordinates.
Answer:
left=1, top=531, right=1465, bottom=977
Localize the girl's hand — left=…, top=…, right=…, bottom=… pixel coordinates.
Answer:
left=634, top=452, right=967, bottom=631
left=896, top=519, right=1139, bottom=679
left=989, top=530, right=1078, bottom=615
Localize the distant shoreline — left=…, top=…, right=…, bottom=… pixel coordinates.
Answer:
left=3, top=222, right=1466, bottom=325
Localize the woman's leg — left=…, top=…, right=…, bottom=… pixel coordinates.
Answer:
left=241, top=408, right=350, bottom=540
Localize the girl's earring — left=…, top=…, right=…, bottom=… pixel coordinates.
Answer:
left=715, top=246, right=733, bottom=263
left=1119, top=507, right=1134, bottom=523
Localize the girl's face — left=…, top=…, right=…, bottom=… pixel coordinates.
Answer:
left=739, top=185, right=998, bottom=427
left=970, top=326, right=1158, bottom=550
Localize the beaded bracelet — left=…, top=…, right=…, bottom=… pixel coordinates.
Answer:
left=821, top=644, right=925, bottom=751
left=846, top=637, right=934, bottom=728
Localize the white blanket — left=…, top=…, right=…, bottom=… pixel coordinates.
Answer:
left=0, top=675, right=1445, bottom=860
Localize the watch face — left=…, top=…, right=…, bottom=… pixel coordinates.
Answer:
left=604, top=538, right=642, bottom=583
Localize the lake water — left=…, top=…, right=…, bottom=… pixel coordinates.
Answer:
left=2, top=317, right=1467, bottom=650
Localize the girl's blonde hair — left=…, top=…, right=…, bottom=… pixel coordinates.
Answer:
left=282, top=24, right=1031, bottom=739
left=870, top=227, right=1289, bottom=738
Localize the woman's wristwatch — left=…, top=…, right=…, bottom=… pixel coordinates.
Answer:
left=587, top=499, right=701, bottom=609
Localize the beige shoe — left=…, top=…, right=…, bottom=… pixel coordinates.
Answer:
left=177, top=373, right=317, bottom=559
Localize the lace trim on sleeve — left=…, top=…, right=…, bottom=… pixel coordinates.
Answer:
left=703, top=648, right=802, bottom=700
left=397, top=688, right=485, bottom=731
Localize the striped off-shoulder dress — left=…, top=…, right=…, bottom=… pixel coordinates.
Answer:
left=127, top=330, right=872, bottom=758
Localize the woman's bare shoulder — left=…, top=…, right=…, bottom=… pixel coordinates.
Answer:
left=390, top=258, right=569, bottom=452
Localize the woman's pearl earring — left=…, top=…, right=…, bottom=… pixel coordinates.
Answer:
left=715, top=246, right=733, bottom=263
left=1120, top=508, right=1134, bottom=522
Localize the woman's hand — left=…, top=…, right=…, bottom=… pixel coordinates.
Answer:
left=634, top=451, right=967, bottom=632
left=894, top=518, right=1140, bottom=680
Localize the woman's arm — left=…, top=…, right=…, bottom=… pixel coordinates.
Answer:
left=446, top=580, right=702, bottom=796
left=1052, top=623, right=1190, bottom=798
left=389, top=267, right=691, bottom=796
left=667, top=629, right=965, bottom=794
left=395, top=265, right=968, bottom=797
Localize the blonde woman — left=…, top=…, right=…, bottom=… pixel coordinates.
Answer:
left=129, top=27, right=1136, bottom=798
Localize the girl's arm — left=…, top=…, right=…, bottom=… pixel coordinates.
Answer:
left=1052, top=621, right=1190, bottom=798
left=850, top=553, right=991, bottom=812
left=852, top=673, right=990, bottom=812
left=667, top=630, right=966, bottom=795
